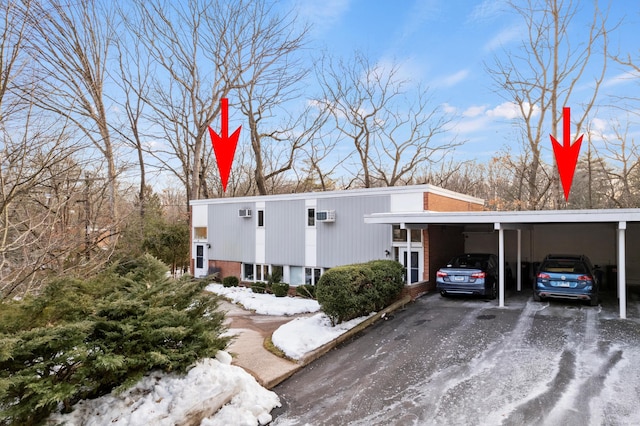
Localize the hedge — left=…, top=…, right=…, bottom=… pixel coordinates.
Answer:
left=316, top=260, right=404, bottom=325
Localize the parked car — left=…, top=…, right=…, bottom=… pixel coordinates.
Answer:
left=436, top=253, right=498, bottom=299
left=534, top=254, right=600, bottom=306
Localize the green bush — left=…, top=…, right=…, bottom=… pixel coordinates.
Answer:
left=271, top=282, right=290, bottom=297
left=222, top=276, right=239, bottom=287
left=0, top=254, right=228, bottom=425
left=316, top=260, right=404, bottom=325
left=252, top=282, right=267, bottom=294
left=296, top=284, right=316, bottom=299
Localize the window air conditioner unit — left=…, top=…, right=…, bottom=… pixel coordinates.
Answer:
left=316, top=210, right=335, bottom=222
left=238, top=209, right=252, bottom=218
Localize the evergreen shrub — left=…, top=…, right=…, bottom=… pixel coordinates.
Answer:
left=0, top=254, right=228, bottom=425
left=222, top=276, right=239, bottom=287
left=316, top=260, right=404, bottom=326
left=252, top=282, right=267, bottom=294
left=295, top=284, right=316, bottom=299
left=271, top=282, right=290, bottom=297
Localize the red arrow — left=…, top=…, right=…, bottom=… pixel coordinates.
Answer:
left=550, top=107, right=583, bottom=202
left=208, top=98, right=241, bottom=192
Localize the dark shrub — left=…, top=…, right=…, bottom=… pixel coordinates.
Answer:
left=296, top=284, right=316, bottom=299
left=222, top=276, right=239, bottom=287
left=252, top=282, right=267, bottom=294
left=367, top=260, right=405, bottom=309
left=316, top=260, right=404, bottom=325
left=0, top=255, right=228, bottom=425
left=271, top=282, right=290, bottom=297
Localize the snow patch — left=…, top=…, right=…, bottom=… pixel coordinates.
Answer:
left=48, top=353, right=280, bottom=426
left=206, top=284, right=320, bottom=316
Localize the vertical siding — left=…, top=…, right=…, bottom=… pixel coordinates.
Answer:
left=316, top=195, right=391, bottom=267
left=265, top=199, right=306, bottom=265
left=208, top=203, right=255, bottom=263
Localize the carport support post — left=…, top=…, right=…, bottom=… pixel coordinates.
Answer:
left=496, top=223, right=505, bottom=308
left=517, top=229, right=522, bottom=292
left=404, top=223, right=411, bottom=285
left=618, top=222, right=627, bottom=319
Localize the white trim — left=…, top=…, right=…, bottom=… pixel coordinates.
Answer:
left=305, top=199, right=317, bottom=267
left=365, top=208, right=640, bottom=225
left=189, top=184, right=484, bottom=206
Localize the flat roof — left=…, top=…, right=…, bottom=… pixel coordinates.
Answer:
left=190, top=184, right=485, bottom=206
left=364, top=208, right=640, bottom=226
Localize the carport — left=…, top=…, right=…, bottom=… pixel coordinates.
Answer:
left=364, top=209, right=640, bottom=319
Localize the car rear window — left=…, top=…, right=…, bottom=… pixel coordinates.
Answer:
left=449, top=256, right=488, bottom=269
left=541, top=260, right=586, bottom=274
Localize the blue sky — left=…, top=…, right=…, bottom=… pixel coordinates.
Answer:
left=284, top=0, right=640, bottom=163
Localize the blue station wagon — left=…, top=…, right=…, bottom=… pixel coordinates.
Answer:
left=534, top=254, right=600, bottom=306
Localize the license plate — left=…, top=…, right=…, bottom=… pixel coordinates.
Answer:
left=554, top=281, right=571, bottom=287
left=454, top=276, right=465, bottom=281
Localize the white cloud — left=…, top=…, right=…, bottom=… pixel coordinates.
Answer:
left=437, top=69, right=470, bottom=88
left=468, top=0, right=507, bottom=23
left=295, top=0, right=351, bottom=33
left=441, top=103, right=457, bottom=114
left=483, top=24, right=521, bottom=52
left=486, top=101, right=539, bottom=119
left=462, top=105, right=487, bottom=118
left=603, top=71, right=639, bottom=88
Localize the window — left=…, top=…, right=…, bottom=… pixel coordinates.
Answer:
left=307, top=208, right=315, bottom=227
left=305, top=267, right=323, bottom=285
left=243, top=263, right=254, bottom=280
left=257, top=210, right=264, bottom=227
left=256, top=264, right=269, bottom=281
left=290, top=266, right=303, bottom=285
left=392, top=225, right=421, bottom=242
left=194, top=227, right=207, bottom=240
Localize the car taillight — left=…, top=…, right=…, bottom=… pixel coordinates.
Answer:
left=577, top=275, right=592, bottom=282
left=437, top=271, right=448, bottom=278
left=471, top=272, right=486, bottom=278
left=537, top=273, right=551, bottom=279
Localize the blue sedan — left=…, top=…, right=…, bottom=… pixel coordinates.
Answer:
left=436, top=253, right=498, bottom=299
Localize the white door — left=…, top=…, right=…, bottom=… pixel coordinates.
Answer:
left=400, top=248, right=423, bottom=283
left=194, top=244, right=208, bottom=277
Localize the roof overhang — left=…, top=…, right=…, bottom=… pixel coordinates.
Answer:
left=364, top=208, right=640, bottom=227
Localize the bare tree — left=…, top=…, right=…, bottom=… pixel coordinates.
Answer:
left=487, top=0, right=613, bottom=209
left=22, top=0, right=120, bottom=224
left=592, top=118, right=639, bottom=207
left=123, top=0, right=309, bottom=205
left=317, top=52, right=458, bottom=188
left=232, top=4, right=314, bottom=195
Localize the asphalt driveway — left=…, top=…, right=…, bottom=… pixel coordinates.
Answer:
left=272, top=288, right=640, bottom=425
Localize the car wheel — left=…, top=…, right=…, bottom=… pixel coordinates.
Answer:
left=589, top=294, right=599, bottom=306
left=489, top=284, right=497, bottom=300
left=440, top=290, right=448, bottom=298
left=533, top=292, right=541, bottom=302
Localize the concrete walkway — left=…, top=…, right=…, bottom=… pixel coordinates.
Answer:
left=219, top=300, right=302, bottom=389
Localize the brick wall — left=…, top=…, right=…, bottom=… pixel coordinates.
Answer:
left=424, top=192, right=483, bottom=212
left=208, top=260, right=242, bottom=280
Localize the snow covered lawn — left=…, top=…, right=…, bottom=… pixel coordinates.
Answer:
left=205, top=283, right=320, bottom=315
left=272, top=312, right=375, bottom=360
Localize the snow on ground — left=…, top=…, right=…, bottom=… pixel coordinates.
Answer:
left=49, top=285, right=371, bottom=425
left=272, top=312, right=375, bottom=360
left=205, top=284, right=320, bottom=315
left=48, top=351, right=280, bottom=426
